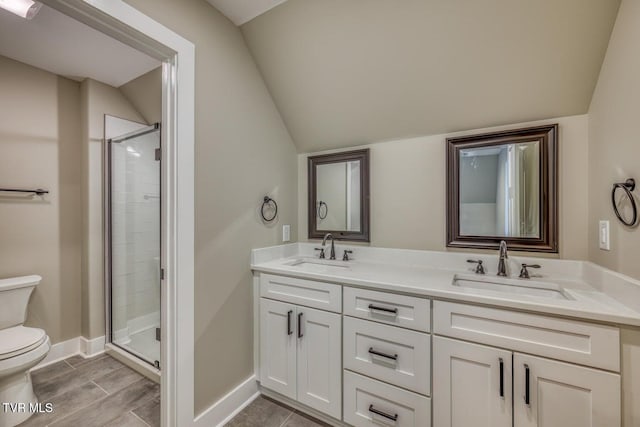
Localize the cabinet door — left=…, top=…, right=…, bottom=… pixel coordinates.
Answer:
left=259, top=298, right=297, bottom=400
left=433, top=336, right=512, bottom=427
left=297, top=306, right=342, bottom=419
left=514, top=353, right=621, bottom=427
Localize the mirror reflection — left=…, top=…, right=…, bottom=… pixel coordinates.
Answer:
left=316, top=160, right=361, bottom=232
left=459, top=141, right=540, bottom=238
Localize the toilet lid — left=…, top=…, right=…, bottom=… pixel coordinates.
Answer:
left=0, top=326, right=47, bottom=360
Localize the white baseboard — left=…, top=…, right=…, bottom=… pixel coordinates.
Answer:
left=81, top=335, right=106, bottom=357
left=32, top=335, right=106, bottom=371
left=194, top=375, right=259, bottom=427
left=34, top=337, right=81, bottom=369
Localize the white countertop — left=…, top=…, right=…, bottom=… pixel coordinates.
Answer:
left=251, top=243, right=640, bottom=327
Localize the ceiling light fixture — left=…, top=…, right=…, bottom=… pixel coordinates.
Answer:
left=0, top=0, right=42, bottom=19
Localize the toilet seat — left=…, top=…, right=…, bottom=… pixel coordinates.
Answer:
left=0, top=326, right=47, bottom=360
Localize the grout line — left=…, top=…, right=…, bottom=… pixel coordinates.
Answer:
left=63, top=359, right=76, bottom=370
left=91, top=380, right=110, bottom=395
left=279, top=410, right=294, bottom=427
left=130, top=410, right=152, bottom=426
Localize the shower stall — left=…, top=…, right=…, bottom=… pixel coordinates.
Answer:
left=105, top=115, right=161, bottom=369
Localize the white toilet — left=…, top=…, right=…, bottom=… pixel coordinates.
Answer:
left=0, top=275, right=51, bottom=427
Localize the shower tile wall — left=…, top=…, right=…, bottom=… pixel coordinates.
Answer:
left=107, top=115, right=160, bottom=363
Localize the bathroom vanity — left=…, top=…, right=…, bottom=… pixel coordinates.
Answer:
left=251, top=244, right=640, bottom=427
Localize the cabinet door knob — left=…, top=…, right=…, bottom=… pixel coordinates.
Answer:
left=287, top=310, right=293, bottom=336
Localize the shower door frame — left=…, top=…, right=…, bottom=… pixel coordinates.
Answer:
left=41, top=1, right=196, bottom=426
left=105, top=121, right=162, bottom=368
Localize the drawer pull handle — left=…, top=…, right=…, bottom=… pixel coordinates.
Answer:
left=499, top=358, right=504, bottom=398
left=287, top=310, right=293, bottom=335
left=524, top=364, right=530, bottom=405
left=368, top=347, right=398, bottom=361
left=297, top=312, right=304, bottom=339
left=369, top=405, right=398, bottom=422
left=368, top=304, right=398, bottom=315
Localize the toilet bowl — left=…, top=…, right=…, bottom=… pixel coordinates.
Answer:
left=0, top=275, right=50, bottom=427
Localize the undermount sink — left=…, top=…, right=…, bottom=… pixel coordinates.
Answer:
left=284, top=258, right=351, bottom=273
left=452, top=274, right=572, bottom=300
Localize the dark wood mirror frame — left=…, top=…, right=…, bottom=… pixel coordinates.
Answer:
left=308, top=149, right=370, bottom=242
left=447, top=124, right=558, bottom=253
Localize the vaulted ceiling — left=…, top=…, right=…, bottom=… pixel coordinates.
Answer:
left=240, top=0, right=621, bottom=152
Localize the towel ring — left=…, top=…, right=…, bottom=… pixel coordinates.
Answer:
left=261, top=196, right=278, bottom=222
left=318, top=201, right=328, bottom=219
left=612, top=179, right=637, bottom=227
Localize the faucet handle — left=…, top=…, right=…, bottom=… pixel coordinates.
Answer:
left=314, top=248, right=325, bottom=259
left=467, top=259, right=485, bottom=275
left=343, top=250, right=353, bottom=261
left=519, top=263, right=541, bottom=279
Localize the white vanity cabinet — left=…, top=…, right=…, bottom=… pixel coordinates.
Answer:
left=342, top=287, right=432, bottom=427
left=258, top=275, right=342, bottom=419
left=433, top=301, right=622, bottom=427
left=433, top=336, right=513, bottom=427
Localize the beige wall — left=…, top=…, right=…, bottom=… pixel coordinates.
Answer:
left=80, top=79, right=147, bottom=339
left=299, top=115, right=590, bottom=260
left=0, top=55, right=82, bottom=344
left=119, top=67, right=162, bottom=125
left=123, top=0, right=298, bottom=414
left=242, top=0, right=619, bottom=152
left=588, top=0, right=640, bottom=281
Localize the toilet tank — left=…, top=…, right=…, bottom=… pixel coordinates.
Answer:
left=0, top=275, right=41, bottom=330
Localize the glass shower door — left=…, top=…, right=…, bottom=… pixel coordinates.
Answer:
left=108, top=120, right=161, bottom=367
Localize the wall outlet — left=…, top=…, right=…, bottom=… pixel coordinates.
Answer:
left=599, top=220, right=610, bottom=251
left=282, top=224, right=290, bottom=242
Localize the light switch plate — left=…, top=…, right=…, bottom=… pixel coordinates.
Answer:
left=599, top=220, right=610, bottom=251
left=282, top=224, right=290, bottom=242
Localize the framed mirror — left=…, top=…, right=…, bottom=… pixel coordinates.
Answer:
left=308, top=149, right=370, bottom=241
left=447, top=125, right=558, bottom=252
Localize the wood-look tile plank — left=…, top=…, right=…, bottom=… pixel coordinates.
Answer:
left=283, top=411, right=330, bottom=427
left=64, top=353, right=108, bottom=368
left=132, top=396, right=160, bottom=427
left=93, top=366, right=144, bottom=394
left=19, top=382, right=107, bottom=427
left=71, top=355, right=125, bottom=381
left=225, top=396, right=293, bottom=427
left=104, top=412, right=150, bottom=427
left=30, top=361, right=74, bottom=386
left=33, top=371, right=93, bottom=402
left=49, top=378, right=159, bottom=427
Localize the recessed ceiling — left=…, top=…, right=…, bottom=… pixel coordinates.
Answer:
left=205, top=0, right=288, bottom=26
left=242, top=0, right=621, bottom=152
left=0, top=5, right=160, bottom=87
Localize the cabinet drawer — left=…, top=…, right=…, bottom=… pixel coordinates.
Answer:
left=343, top=370, right=431, bottom=427
left=260, top=274, right=341, bottom=313
left=343, top=287, right=430, bottom=332
left=344, top=317, right=430, bottom=395
left=433, top=301, right=620, bottom=371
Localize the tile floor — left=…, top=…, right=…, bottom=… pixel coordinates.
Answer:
left=225, top=396, right=329, bottom=427
left=19, top=353, right=159, bottom=427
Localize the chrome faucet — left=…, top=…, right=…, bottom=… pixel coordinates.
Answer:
left=497, top=240, right=509, bottom=277
left=322, top=233, right=336, bottom=260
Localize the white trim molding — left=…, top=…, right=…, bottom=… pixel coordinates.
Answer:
left=81, top=335, right=107, bottom=357
left=194, top=376, right=259, bottom=427
left=33, top=335, right=107, bottom=371
left=40, top=1, right=196, bottom=426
